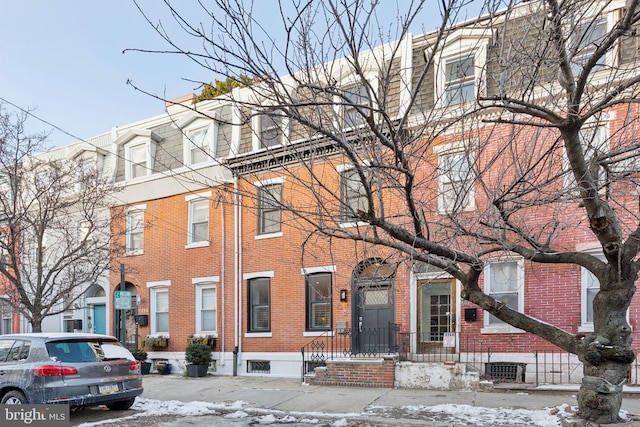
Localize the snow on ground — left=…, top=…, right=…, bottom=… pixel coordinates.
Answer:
left=74, top=397, right=590, bottom=427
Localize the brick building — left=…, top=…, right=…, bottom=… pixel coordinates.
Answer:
left=12, top=0, right=639, bottom=387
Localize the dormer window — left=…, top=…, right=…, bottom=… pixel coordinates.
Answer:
left=343, top=84, right=370, bottom=128
left=114, top=129, right=161, bottom=182
left=178, top=106, right=234, bottom=165
left=127, top=143, right=148, bottom=179
left=187, top=124, right=214, bottom=166
left=444, top=55, right=475, bottom=105
left=433, top=28, right=493, bottom=109
left=260, top=112, right=284, bottom=148
left=571, top=16, right=608, bottom=74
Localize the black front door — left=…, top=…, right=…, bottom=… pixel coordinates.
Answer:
left=353, top=280, right=395, bottom=355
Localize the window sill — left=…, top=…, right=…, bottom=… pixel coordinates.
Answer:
left=480, top=326, right=524, bottom=334
left=339, top=221, right=369, bottom=229
left=125, top=250, right=144, bottom=257
left=303, top=331, right=333, bottom=337
left=578, top=325, right=594, bottom=333
left=255, top=232, right=283, bottom=240
left=185, top=241, right=210, bottom=249
left=244, top=332, right=272, bottom=338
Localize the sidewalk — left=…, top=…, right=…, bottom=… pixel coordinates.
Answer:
left=139, top=374, right=640, bottom=426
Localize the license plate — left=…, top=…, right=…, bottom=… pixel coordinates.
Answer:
left=99, top=383, right=119, bottom=394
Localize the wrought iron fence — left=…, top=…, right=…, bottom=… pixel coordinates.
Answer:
left=301, top=323, right=400, bottom=380
left=302, top=329, right=640, bottom=385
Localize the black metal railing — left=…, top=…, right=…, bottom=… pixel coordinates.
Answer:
left=302, top=329, right=640, bottom=386
left=301, top=323, right=400, bottom=381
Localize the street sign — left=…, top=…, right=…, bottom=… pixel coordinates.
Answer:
left=114, top=290, right=132, bottom=310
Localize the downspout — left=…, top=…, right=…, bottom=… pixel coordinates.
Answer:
left=219, top=192, right=225, bottom=365
left=233, top=176, right=242, bottom=375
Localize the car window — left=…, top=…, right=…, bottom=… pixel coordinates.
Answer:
left=45, top=340, right=125, bottom=363
left=0, top=340, right=29, bottom=363
left=102, top=343, right=134, bottom=361
left=47, top=341, right=102, bottom=363
left=7, top=340, right=29, bottom=361
left=0, top=339, right=15, bottom=362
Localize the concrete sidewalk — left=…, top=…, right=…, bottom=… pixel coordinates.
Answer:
left=139, top=374, right=640, bottom=425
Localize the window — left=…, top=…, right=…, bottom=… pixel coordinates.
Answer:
left=438, top=149, right=474, bottom=212
left=259, top=112, right=284, bottom=148
left=564, top=125, right=608, bottom=193
left=188, top=198, right=209, bottom=245
left=0, top=299, right=12, bottom=334
left=444, top=55, right=475, bottom=105
left=196, top=284, right=217, bottom=334
left=572, top=17, right=608, bottom=75
left=152, top=288, right=169, bottom=334
left=343, top=84, right=370, bottom=128
left=187, top=125, right=212, bottom=165
left=126, top=209, right=144, bottom=254
left=248, top=278, right=270, bottom=332
left=78, top=220, right=93, bottom=255
left=484, top=258, right=524, bottom=328
left=581, top=251, right=605, bottom=328
left=306, top=272, right=332, bottom=331
left=257, top=183, right=282, bottom=235
left=340, top=167, right=368, bottom=223
left=126, top=143, right=148, bottom=179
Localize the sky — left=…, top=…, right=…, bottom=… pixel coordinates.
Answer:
left=75, top=395, right=575, bottom=427
left=0, top=1, right=488, bottom=151
left=0, top=1, right=209, bottom=149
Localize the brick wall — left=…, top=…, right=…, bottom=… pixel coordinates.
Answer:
left=306, top=356, right=396, bottom=388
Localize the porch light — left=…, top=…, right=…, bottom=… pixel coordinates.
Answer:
left=340, top=289, right=348, bottom=302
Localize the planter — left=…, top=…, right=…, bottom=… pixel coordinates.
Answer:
left=186, top=364, right=209, bottom=377
left=156, top=363, right=172, bottom=375
left=141, top=362, right=152, bottom=375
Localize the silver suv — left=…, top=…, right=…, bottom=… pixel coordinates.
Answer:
left=0, top=333, right=143, bottom=410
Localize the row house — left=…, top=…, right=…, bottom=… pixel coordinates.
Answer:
left=14, top=0, right=640, bottom=385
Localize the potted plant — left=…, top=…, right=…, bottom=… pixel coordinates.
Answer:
left=155, top=360, right=172, bottom=375
left=131, top=348, right=151, bottom=375
left=185, top=342, right=212, bottom=377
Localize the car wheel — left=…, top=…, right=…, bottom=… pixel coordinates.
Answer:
left=106, top=398, right=135, bottom=410
left=1, top=390, right=27, bottom=404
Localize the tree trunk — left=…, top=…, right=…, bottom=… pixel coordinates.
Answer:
left=577, top=365, right=627, bottom=424
left=577, top=278, right=635, bottom=424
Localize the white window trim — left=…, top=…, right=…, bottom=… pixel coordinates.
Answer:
left=337, top=162, right=370, bottom=228
left=481, top=257, right=525, bottom=334
left=300, top=266, right=337, bottom=275
left=579, top=249, right=604, bottom=332
left=252, top=110, right=290, bottom=151
left=194, top=281, right=218, bottom=336
left=563, top=123, right=609, bottom=191
left=569, top=6, right=621, bottom=75
left=243, top=271, right=275, bottom=280
left=434, top=142, right=476, bottom=213
left=122, top=136, right=158, bottom=181
left=432, top=28, right=493, bottom=110
left=183, top=121, right=215, bottom=167
left=254, top=177, right=285, bottom=239
left=332, top=73, right=379, bottom=131
left=147, top=280, right=171, bottom=336
left=186, top=194, right=210, bottom=248
left=125, top=205, right=146, bottom=256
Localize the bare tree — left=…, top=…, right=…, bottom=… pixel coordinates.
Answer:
left=0, top=103, right=119, bottom=332
left=131, top=0, right=640, bottom=423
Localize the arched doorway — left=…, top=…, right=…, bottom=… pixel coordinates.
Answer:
left=352, top=258, right=396, bottom=355
left=113, top=282, right=138, bottom=349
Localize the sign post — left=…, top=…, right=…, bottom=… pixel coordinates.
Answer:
left=119, top=264, right=127, bottom=346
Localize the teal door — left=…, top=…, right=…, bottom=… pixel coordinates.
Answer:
left=93, top=304, right=106, bottom=334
